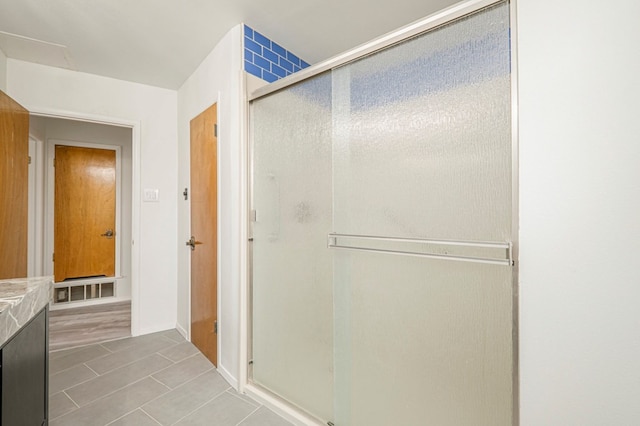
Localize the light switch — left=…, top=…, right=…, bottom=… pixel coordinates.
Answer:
left=143, top=188, right=159, bottom=202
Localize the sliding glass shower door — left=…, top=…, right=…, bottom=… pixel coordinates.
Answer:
left=250, top=2, right=514, bottom=425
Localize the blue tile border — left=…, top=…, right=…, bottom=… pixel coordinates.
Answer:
left=243, top=25, right=311, bottom=83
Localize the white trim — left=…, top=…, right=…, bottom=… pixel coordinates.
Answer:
left=175, top=322, right=188, bottom=340
left=243, top=384, right=323, bottom=426
left=216, top=92, right=223, bottom=372
left=217, top=363, right=239, bottom=390
left=238, top=68, right=249, bottom=393
left=28, top=107, right=142, bottom=336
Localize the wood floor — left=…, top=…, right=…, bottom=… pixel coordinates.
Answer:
left=49, top=301, right=131, bottom=351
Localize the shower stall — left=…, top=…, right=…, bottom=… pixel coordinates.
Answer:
left=248, top=0, right=516, bottom=424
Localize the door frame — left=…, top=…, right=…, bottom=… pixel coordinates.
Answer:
left=29, top=108, right=142, bottom=336
left=46, top=140, right=122, bottom=285
left=187, top=99, right=222, bottom=370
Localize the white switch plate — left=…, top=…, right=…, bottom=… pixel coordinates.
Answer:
left=143, top=188, right=159, bottom=202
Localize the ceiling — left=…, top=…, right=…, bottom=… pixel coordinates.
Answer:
left=0, top=0, right=458, bottom=90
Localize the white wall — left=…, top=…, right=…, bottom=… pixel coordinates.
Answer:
left=0, top=48, right=6, bottom=91
left=7, top=59, right=179, bottom=336
left=176, top=25, right=245, bottom=386
left=518, top=1, right=640, bottom=424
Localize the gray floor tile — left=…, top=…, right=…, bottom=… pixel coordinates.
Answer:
left=49, top=391, right=78, bottom=420
left=158, top=341, right=200, bottom=362
left=151, top=353, right=213, bottom=389
left=50, top=363, right=98, bottom=394
left=108, top=409, right=161, bottom=426
left=50, top=377, right=169, bottom=426
left=66, top=353, right=173, bottom=407
left=100, top=331, right=174, bottom=353
left=161, top=329, right=186, bottom=343
left=174, top=392, right=258, bottom=426
left=226, top=389, right=260, bottom=408
left=143, top=370, right=230, bottom=425
left=238, top=406, right=294, bottom=426
left=50, top=344, right=111, bottom=375
left=49, top=345, right=87, bottom=361
left=86, top=336, right=179, bottom=375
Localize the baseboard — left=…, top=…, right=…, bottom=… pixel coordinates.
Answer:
left=175, top=323, right=188, bottom=340
left=217, top=362, right=238, bottom=390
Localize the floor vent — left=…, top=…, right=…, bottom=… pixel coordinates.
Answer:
left=54, top=282, right=115, bottom=304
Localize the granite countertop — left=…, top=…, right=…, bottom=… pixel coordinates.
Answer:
left=0, top=276, right=53, bottom=347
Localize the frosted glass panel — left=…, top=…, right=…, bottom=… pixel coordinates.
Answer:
left=335, top=253, right=513, bottom=425
left=332, top=4, right=511, bottom=242
left=333, top=3, right=513, bottom=425
left=251, top=74, right=334, bottom=421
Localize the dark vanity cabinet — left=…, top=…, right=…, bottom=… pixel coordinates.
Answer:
left=0, top=307, right=48, bottom=425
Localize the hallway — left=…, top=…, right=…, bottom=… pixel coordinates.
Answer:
left=49, top=329, right=291, bottom=426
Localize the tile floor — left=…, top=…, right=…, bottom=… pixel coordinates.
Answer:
left=48, top=329, right=292, bottom=426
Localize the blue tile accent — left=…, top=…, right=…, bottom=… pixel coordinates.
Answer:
left=253, top=55, right=271, bottom=71
left=279, top=57, right=294, bottom=72
left=263, top=48, right=279, bottom=64
left=245, top=37, right=262, bottom=55
left=272, top=42, right=286, bottom=58
left=243, top=25, right=311, bottom=83
left=286, top=51, right=301, bottom=67
left=271, top=63, right=287, bottom=78
left=253, top=31, right=271, bottom=49
left=245, top=62, right=262, bottom=79
left=263, top=70, right=278, bottom=83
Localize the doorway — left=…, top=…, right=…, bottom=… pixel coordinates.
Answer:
left=189, top=103, right=218, bottom=366
left=33, top=117, right=134, bottom=309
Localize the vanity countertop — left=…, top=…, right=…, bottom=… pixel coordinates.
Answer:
left=0, top=276, right=53, bottom=347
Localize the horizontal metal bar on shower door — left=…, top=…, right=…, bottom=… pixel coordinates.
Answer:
left=327, top=233, right=513, bottom=266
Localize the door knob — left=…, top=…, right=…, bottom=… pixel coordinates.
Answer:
left=101, top=229, right=114, bottom=238
left=186, top=236, right=203, bottom=251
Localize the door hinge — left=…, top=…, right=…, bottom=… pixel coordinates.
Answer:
left=183, top=188, right=188, bottom=200
left=53, top=157, right=56, bottom=167
left=214, top=320, right=218, bottom=334
left=52, top=253, right=55, bottom=262
left=28, top=156, right=31, bottom=165
left=214, top=123, right=218, bottom=138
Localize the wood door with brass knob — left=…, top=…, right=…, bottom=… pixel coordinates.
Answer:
left=190, top=103, right=218, bottom=366
left=54, top=145, right=116, bottom=282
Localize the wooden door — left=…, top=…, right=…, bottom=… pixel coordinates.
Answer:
left=190, top=104, right=218, bottom=366
left=54, top=146, right=116, bottom=282
left=0, top=90, right=29, bottom=280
